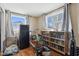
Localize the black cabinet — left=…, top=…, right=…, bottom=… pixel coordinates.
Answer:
left=19, top=25, right=29, bottom=50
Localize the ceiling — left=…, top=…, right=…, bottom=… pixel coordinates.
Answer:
left=2, top=3, right=64, bottom=17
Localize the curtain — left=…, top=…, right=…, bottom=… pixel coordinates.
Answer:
left=63, top=4, right=72, bottom=32
left=62, top=4, right=72, bottom=55
left=3, top=10, right=15, bottom=51
left=5, top=10, right=14, bottom=38
left=68, top=4, right=77, bottom=56
left=63, top=3, right=77, bottom=55
left=0, top=7, right=1, bottom=51
left=63, top=4, right=69, bottom=32
left=0, top=7, right=4, bottom=52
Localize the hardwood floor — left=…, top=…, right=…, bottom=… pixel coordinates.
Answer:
left=15, top=40, right=62, bottom=56
left=15, top=46, right=54, bottom=56
left=0, top=52, right=2, bottom=56
left=0, top=53, right=1, bottom=56
left=15, top=46, right=35, bottom=56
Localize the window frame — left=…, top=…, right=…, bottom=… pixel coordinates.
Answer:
left=45, top=8, right=64, bottom=31
left=11, top=12, right=28, bottom=34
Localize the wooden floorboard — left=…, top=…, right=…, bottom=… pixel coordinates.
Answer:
left=15, top=46, right=35, bottom=56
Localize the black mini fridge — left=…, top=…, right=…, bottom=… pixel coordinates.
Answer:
left=19, top=25, right=29, bottom=50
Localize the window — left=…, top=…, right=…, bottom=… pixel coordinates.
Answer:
left=45, top=11, right=64, bottom=31
left=11, top=13, right=27, bottom=35
left=57, top=13, right=64, bottom=31
left=47, top=16, right=54, bottom=28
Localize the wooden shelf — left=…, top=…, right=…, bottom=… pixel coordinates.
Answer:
left=47, top=45, right=65, bottom=55
left=49, top=41, right=65, bottom=47
left=43, top=39, right=49, bottom=42
left=43, top=40, right=65, bottom=47
left=50, top=37, right=64, bottom=41
left=39, top=31, right=69, bottom=55
left=41, top=35, right=64, bottom=41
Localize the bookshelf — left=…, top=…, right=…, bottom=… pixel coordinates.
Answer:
left=38, top=31, right=69, bottom=55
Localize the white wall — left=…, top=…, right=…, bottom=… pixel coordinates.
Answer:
left=38, top=16, right=44, bottom=31
left=76, top=4, right=79, bottom=36
left=29, top=16, right=39, bottom=35
left=29, top=16, right=46, bottom=34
